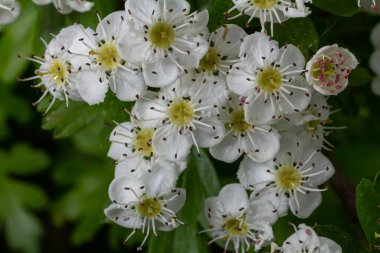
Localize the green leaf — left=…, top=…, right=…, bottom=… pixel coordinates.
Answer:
left=1, top=144, right=50, bottom=175
left=314, top=225, right=363, bottom=252
left=349, top=67, right=373, bottom=87
left=313, top=0, right=359, bottom=17
left=40, top=101, right=100, bottom=139
left=356, top=174, right=380, bottom=250
left=273, top=18, right=319, bottom=58
left=0, top=1, right=40, bottom=84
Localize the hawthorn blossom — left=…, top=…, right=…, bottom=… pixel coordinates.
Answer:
left=210, top=93, right=280, bottom=163
left=276, top=93, right=343, bottom=150
left=358, top=0, right=377, bottom=10
left=271, top=224, right=342, bottom=253
left=0, top=0, right=20, bottom=25
left=104, top=166, right=186, bottom=251
left=227, top=32, right=311, bottom=125
left=203, top=184, right=277, bottom=253
left=68, top=12, right=146, bottom=102
left=227, top=0, right=310, bottom=35
left=370, top=23, right=380, bottom=95
left=107, top=118, right=186, bottom=178
left=237, top=133, right=335, bottom=218
left=121, top=0, right=209, bottom=87
left=20, top=25, right=105, bottom=113
left=132, top=74, right=225, bottom=161
left=32, top=0, right=93, bottom=14
left=306, top=45, right=359, bottom=96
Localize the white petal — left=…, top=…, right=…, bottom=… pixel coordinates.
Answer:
left=253, top=187, right=289, bottom=217
left=132, top=91, right=166, bottom=128
left=209, top=132, right=241, bottom=163
left=227, top=63, right=255, bottom=96
left=97, top=11, right=126, bottom=41
left=0, top=1, right=20, bottom=25
left=152, top=125, right=192, bottom=161
left=218, top=184, right=249, bottom=216
left=319, top=237, right=342, bottom=253
left=210, top=24, right=247, bottom=58
left=118, top=26, right=150, bottom=65
left=300, top=149, right=334, bottom=186
left=242, top=127, right=280, bottom=163
left=125, top=0, right=158, bottom=25
left=66, top=0, right=93, bottom=12
left=289, top=190, right=322, bottom=218
left=244, top=94, right=276, bottom=125
left=279, top=44, right=305, bottom=73
left=115, top=157, right=150, bottom=178
left=371, top=76, right=380, bottom=96
left=108, top=176, right=144, bottom=204
left=275, top=133, right=304, bottom=165
left=104, top=204, right=142, bottom=229
left=175, top=10, right=209, bottom=36
left=278, top=76, right=311, bottom=114
left=166, top=188, right=186, bottom=213
left=73, top=69, right=108, bottom=105
left=193, top=118, right=225, bottom=148
left=371, top=22, right=380, bottom=49
left=142, top=57, right=180, bottom=87
left=32, top=0, right=52, bottom=5
left=370, top=50, right=380, bottom=76
left=249, top=199, right=278, bottom=225
left=237, top=156, right=275, bottom=191
left=144, top=159, right=179, bottom=197
left=111, top=68, right=147, bottom=101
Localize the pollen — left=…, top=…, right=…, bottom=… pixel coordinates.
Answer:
left=47, top=59, right=70, bottom=85
left=90, top=42, right=120, bottom=72
left=275, top=165, right=302, bottom=191
left=230, top=108, right=251, bottom=134
left=134, top=128, right=154, bottom=157
left=137, top=197, right=162, bottom=218
left=257, top=67, right=282, bottom=92
left=148, top=22, right=175, bottom=49
left=251, top=0, right=277, bottom=9
left=224, top=218, right=248, bottom=236
left=168, top=100, right=194, bottom=127
left=199, top=47, right=221, bottom=73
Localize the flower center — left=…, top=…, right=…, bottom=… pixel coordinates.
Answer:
left=311, top=56, right=337, bottom=87
left=251, top=0, right=277, bottom=9
left=47, top=59, right=70, bottom=85
left=305, top=119, right=320, bottom=134
left=275, top=165, right=301, bottom=191
left=137, top=197, right=162, bottom=218
left=198, top=47, right=220, bottom=73
left=148, top=22, right=175, bottom=49
left=168, top=100, right=194, bottom=127
left=257, top=67, right=282, bottom=92
left=90, top=42, right=120, bottom=72
left=230, top=108, right=251, bottom=133
left=224, top=218, right=248, bottom=236
left=134, top=128, right=154, bottom=157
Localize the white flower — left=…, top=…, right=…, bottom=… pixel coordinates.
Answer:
left=107, top=118, right=186, bottom=178
left=32, top=0, right=93, bottom=14
left=198, top=24, right=246, bottom=76
left=271, top=224, right=342, bottom=253
left=210, top=93, right=280, bottom=163
left=0, top=0, right=20, bottom=25
left=20, top=25, right=105, bottom=113
left=237, top=133, right=335, bottom=218
left=227, top=0, right=310, bottom=36
left=275, top=93, right=343, bottom=150
left=68, top=12, right=147, bottom=102
left=227, top=32, right=311, bottom=125
left=104, top=166, right=186, bottom=251
left=121, top=0, right=209, bottom=87
left=306, top=44, right=359, bottom=96
left=203, top=184, right=277, bottom=253
left=133, top=74, right=225, bottom=161
left=358, top=0, right=377, bottom=10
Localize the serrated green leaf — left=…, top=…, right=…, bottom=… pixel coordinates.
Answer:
left=273, top=18, right=319, bottom=58
left=356, top=175, right=380, bottom=250
left=314, top=225, right=363, bottom=252
left=313, top=0, right=359, bottom=17
left=2, top=144, right=50, bottom=175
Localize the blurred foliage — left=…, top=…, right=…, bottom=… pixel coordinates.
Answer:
left=0, top=0, right=379, bottom=252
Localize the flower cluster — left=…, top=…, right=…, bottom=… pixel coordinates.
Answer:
left=22, top=0, right=360, bottom=252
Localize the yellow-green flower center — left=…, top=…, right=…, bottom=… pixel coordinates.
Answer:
left=305, top=119, right=320, bottom=134
left=230, top=108, right=251, bottom=133
left=257, top=67, right=283, bottom=92
left=90, top=42, right=120, bottom=72
left=251, top=0, right=277, bottom=9
left=168, top=100, right=194, bottom=127
left=137, top=197, right=162, bottom=218
left=199, top=47, right=220, bottom=73
left=134, top=128, right=154, bottom=157
left=276, top=166, right=301, bottom=191
left=312, top=56, right=336, bottom=81
left=148, top=22, right=175, bottom=49
left=47, top=59, right=70, bottom=85
left=224, top=218, right=248, bottom=236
